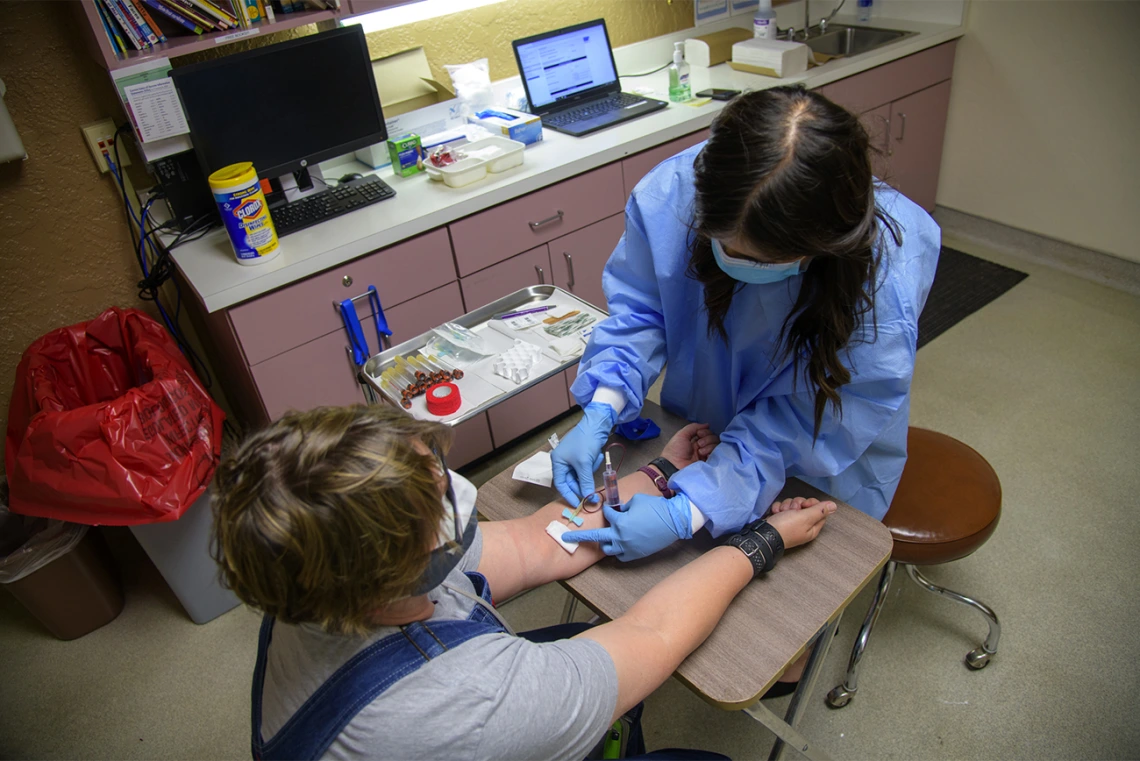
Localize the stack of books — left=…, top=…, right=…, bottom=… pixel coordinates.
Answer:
left=93, top=0, right=342, bottom=54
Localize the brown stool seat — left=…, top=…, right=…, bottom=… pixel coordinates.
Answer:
left=882, top=427, right=1002, bottom=565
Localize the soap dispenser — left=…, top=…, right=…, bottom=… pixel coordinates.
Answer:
left=668, top=41, right=692, bottom=103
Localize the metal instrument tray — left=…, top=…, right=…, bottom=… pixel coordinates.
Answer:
left=362, top=285, right=607, bottom=426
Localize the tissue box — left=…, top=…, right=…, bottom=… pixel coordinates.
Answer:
left=467, top=108, right=543, bottom=146
left=387, top=133, right=423, bottom=177
left=729, top=38, right=811, bottom=78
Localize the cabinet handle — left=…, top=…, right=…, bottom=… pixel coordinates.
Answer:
left=563, top=252, right=575, bottom=288
left=535, top=265, right=545, bottom=284
left=528, top=210, right=564, bottom=230
left=896, top=112, right=907, bottom=143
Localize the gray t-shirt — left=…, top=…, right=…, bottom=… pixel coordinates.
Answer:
left=260, top=525, right=619, bottom=761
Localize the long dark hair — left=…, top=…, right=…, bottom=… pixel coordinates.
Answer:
left=688, top=86, right=901, bottom=439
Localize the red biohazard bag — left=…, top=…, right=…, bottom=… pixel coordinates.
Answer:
left=5, top=308, right=224, bottom=526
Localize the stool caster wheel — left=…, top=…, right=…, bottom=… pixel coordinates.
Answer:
left=826, top=685, right=854, bottom=708
left=965, top=647, right=993, bottom=670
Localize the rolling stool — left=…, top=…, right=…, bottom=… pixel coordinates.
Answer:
left=826, top=427, right=1002, bottom=708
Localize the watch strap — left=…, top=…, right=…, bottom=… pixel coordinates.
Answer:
left=637, top=465, right=675, bottom=498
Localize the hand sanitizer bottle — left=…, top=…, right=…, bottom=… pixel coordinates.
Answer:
left=857, top=0, right=873, bottom=23
left=754, top=0, right=777, bottom=39
left=668, top=42, right=692, bottom=103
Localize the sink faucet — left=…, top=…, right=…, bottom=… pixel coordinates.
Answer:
left=805, top=0, right=847, bottom=36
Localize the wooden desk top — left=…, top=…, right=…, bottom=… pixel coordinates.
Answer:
left=476, top=402, right=893, bottom=709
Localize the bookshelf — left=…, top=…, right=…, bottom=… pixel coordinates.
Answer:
left=76, top=1, right=344, bottom=71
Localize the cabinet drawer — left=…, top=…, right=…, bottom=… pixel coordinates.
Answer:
left=252, top=330, right=366, bottom=421
left=449, top=163, right=625, bottom=277
left=459, top=245, right=551, bottom=312
left=550, top=214, right=624, bottom=312
left=622, top=129, right=710, bottom=196
left=383, top=282, right=466, bottom=348
left=487, top=374, right=571, bottom=448
left=250, top=282, right=465, bottom=421
left=230, top=229, right=455, bottom=366
left=817, top=40, right=958, bottom=115
left=448, top=413, right=494, bottom=469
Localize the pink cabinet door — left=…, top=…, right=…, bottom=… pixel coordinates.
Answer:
left=449, top=163, right=625, bottom=277
left=564, top=368, right=579, bottom=409
left=251, top=282, right=465, bottom=421
left=816, top=40, right=957, bottom=115
left=487, top=374, right=571, bottom=448
left=621, top=129, right=710, bottom=196
left=889, top=81, right=953, bottom=212
left=860, top=104, right=894, bottom=186
left=449, top=413, right=494, bottom=469
left=230, top=229, right=455, bottom=366
left=252, top=330, right=367, bottom=421
left=549, top=214, right=624, bottom=312
left=459, top=245, right=552, bottom=312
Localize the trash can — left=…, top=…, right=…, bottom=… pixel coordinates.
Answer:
left=0, top=480, right=124, bottom=640
left=129, top=486, right=239, bottom=624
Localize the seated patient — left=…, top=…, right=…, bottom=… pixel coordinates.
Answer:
left=211, top=405, right=835, bottom=761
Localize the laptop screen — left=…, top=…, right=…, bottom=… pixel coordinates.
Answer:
left=515, top=21, right=618, bottom=110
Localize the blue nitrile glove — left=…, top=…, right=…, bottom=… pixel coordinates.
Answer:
left=562, top=492, right=694, bottom=562
left=552, top=402, right=617, bottom=506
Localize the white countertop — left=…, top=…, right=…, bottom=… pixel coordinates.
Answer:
left=173, top=16, right=963, bottom=313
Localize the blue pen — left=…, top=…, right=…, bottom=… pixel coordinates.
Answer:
left=495, top=305, right=555, bottom=320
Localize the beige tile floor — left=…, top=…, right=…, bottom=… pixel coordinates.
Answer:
left=2, top=232, right=1138, bottom=760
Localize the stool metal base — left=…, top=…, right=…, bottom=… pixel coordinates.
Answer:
left=826, top=561, right=1001, bottom=709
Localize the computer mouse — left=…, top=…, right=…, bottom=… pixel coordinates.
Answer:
left=338, top=173, right=364, bottom=183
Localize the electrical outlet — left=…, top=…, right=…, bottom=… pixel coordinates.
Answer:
left=81, top=119, right=130, bottom=174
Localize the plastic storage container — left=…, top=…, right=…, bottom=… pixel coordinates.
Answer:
left=129, top=486, right=239, bottom=624
left=425, top=136, right=525, bottom=188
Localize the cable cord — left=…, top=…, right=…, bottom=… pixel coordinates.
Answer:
left=105, top=125, right=214, bottom=388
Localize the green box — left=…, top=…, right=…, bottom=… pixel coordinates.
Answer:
left=387, top=133, right=423, bottom=177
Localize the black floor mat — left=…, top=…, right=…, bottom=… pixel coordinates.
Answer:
left=917, top=247, right=1028, bottom=349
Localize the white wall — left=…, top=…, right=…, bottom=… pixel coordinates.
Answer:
left=937, top=0, right=1140, bottom=263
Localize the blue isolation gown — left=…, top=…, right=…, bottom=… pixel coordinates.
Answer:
left=571, top=144, right=941, bottom=534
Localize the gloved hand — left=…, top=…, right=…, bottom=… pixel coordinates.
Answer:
left=552, top=402, right=617, bottom=506
left=562, top=492, right=694, bottom=562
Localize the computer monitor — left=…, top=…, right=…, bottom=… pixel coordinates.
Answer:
left=171, top=25, right=386, bottom=188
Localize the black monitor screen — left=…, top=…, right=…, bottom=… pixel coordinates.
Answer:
left=172, top=26, right=386, bottom=180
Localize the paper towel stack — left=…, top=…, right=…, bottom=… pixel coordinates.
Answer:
left=730, top=38, right=811, bottom=78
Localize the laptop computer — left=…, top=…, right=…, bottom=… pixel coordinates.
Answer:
left=512, top=19, right=669, bottom=137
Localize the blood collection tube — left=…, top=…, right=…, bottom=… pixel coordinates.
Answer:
left=602, top=451, right=621, bottom=510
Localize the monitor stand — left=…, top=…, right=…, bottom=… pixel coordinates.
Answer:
left=265, top=165, right=328, bottom=207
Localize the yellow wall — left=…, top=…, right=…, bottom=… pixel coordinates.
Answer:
left=937, top=0, right=1140, bottom=263
left=362, top=0, right=695, bottom=83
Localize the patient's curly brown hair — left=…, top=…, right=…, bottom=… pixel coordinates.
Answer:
left=211, top=405, right=453, bottom=636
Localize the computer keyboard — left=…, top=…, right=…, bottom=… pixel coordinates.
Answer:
left=542, top=93, right=648, bottom=127
left=271, top=176, right=396, bottom=236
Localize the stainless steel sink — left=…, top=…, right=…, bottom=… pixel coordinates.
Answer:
left=804, top=24, right=915, bottom=57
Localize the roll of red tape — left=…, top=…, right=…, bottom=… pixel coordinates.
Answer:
left=425, top=382, right=461, bottom=416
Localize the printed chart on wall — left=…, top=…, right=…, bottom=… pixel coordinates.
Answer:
left=110, top=58, right=193, bottom=162
left=695, top=0, right=729, bottom=25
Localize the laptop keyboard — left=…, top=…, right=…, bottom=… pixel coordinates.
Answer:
left=542, top=93, right=648, bottom=127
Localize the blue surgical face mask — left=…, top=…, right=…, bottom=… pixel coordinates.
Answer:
left=413, top=455, right=478, bottom=595
left=710, top=239, right=805, bottom=284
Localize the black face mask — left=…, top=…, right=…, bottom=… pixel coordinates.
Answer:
left=412, top=449, right=477, bottom=596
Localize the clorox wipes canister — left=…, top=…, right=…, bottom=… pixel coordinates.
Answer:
left=208, top=162, right=279, bottom=265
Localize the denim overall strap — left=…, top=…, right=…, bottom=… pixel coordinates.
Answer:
left=251, top=572, right=507, bottom=761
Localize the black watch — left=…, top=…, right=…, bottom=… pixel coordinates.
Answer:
left=648, top=457, right=678, bottom=481
left=724, top=519, right=785, bottom=578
